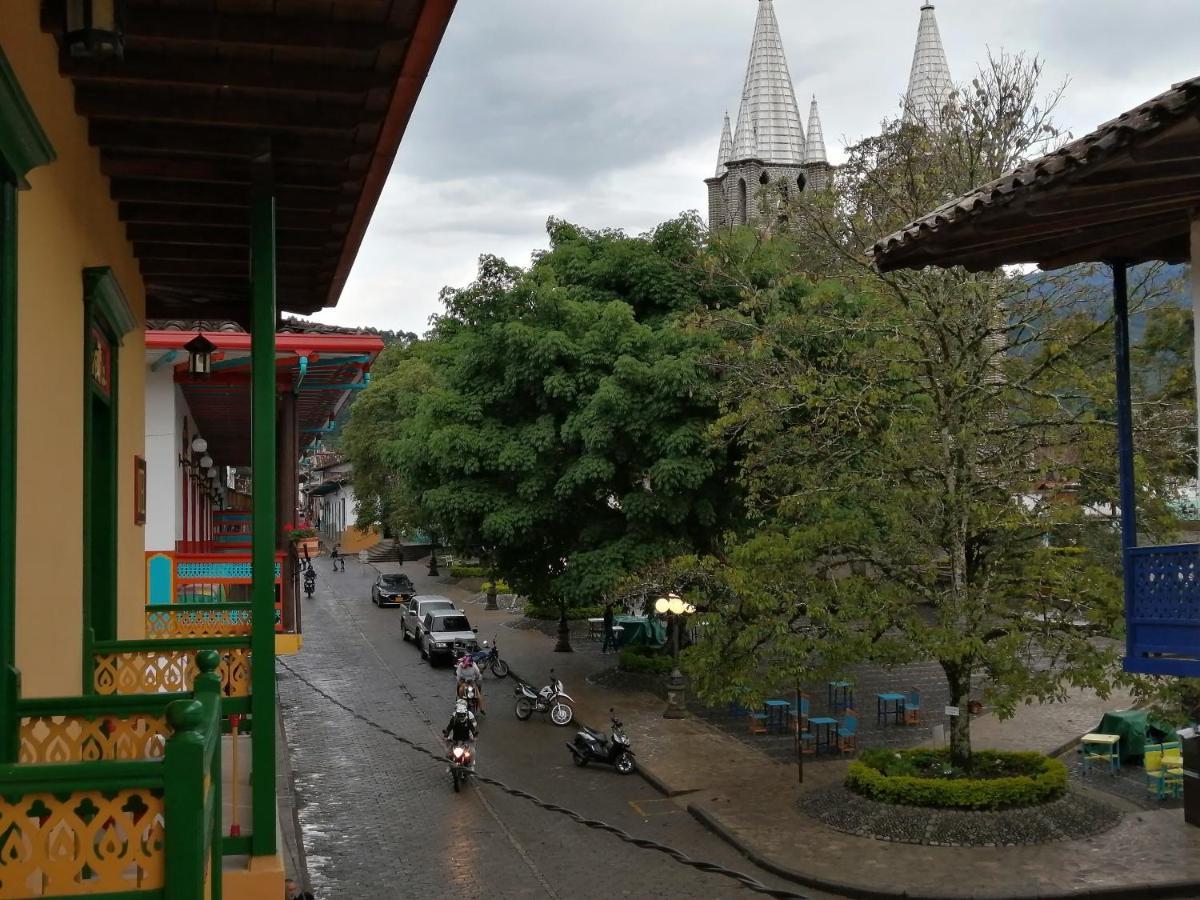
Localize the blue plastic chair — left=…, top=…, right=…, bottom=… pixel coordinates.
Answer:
left=837, top=711, right=859, bottom=752
left=790, top=694, right=811, bottom=733
left=905, top=688, right=922, bottom=725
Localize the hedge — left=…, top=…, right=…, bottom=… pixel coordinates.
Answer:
left=524, top=602, right=606, bottom=621
left=618, top=647, right=674, bottom=675
left=845, top=749, right=1067, bottom=810
left=450, top=565, right=487, bottom=579
left=481, top=579, right=511, bottom=594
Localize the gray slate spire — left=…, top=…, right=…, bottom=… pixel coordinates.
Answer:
left=804, top=96, right=827, bottom=164
left=904, top=3, right=953, bottom=124
left=731, top=0, right=805, bottom=164
left=732, top=94, right=758, bottom=160
left=715, top=112, right=734, bottom=176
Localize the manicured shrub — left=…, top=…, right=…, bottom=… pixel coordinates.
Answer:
left=618, top=646, right=674, bottom=675
left=481, top=579, right=511, bottom=594
left=450, top=565, right=487, bottom=579
left=846, top=748, right=1067, bottom=810
left=523, top=602, right=605, bottom=620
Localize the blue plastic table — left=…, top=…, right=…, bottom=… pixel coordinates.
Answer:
left=764, top=699, right=791, bottom=734
left=877, top=692, right=907, bottom=726
left=828, top=681, right=854, bottom=713
left=809, top=716, right=839, bottom=754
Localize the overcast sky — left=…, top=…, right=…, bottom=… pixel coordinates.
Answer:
left=309, top=0, right=1200, bottom=335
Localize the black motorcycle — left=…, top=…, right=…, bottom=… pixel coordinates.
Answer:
left=447, top=740, right=475, bottom=792
left=566, top=710, right=635, bottom=774
left=303, top=566, right=316, bottom=599
left=513, top=670, right=574, bottom=725
left=460, top=682, right=480, bottom=717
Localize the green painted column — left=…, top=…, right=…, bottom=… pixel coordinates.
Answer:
left=0, top=182, right=17, bottom=762
left=250, top=179, right=278, bottom=856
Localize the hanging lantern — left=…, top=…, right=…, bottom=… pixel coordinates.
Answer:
left=208, top=467, right=218, bottom=480
left=199, top=454, right=213, bottom=470
left=184, top=332, right=217, bottom=378
left=191, top=436, right=207, bottom=454
left=65, top=0, right=125, bottom=60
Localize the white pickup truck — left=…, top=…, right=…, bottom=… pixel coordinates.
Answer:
left=419, top=609, right=480, bottom=665
left=401, top=595, right=456, bottom=643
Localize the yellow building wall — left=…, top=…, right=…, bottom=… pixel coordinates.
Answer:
left=2, top=8, right=147, bottom=697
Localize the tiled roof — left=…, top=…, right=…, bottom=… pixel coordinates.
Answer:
left=147, top=316, right=367, bottom=336
left=873, top=75, right=1200, bottom=271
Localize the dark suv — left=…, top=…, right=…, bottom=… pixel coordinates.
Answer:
left=371, top=572, right=415, bottom=608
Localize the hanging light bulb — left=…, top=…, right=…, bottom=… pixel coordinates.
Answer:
left=199, top=454, right=213, bottom=469
left=191, top=437, right=207, bottom=454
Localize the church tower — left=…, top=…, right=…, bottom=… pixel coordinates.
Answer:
left=706, top=0, right=815, bottom=230
left=903, top=3, right=953, bottom=124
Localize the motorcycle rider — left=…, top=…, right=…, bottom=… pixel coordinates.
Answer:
left=443, top=699, right=478, bottom=768
left=455, top=653, right=485, bottom=714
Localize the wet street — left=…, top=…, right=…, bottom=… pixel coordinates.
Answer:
left=278, top=558, right=829, bottom=899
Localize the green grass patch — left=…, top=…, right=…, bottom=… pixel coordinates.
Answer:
left=846, top=748, right=1067, bottom=810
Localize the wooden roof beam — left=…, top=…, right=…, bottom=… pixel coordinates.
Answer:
left=61, top=54, right=382, bottom=97
left=111, top=179, right=345, bottom=213
left=118, top=202, right=335, bottom=230
left=76, top=86, right=366, bottom=135
left=100, top=154, right=358, bottom=190
left=90, top=124, right=364, bottom=166
left=124, top=224, right=335, bottom=249
left=44, top=6, right=411, bottom=53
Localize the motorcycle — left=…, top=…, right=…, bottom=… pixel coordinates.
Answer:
left=460, top=682, right=480, bottom=717
left=566, top=710, right=636, bottom=774
left=513, top=670, right=574, bottom=725
left=303, top=567, right=316, bottom=599
left=469, top=638, right=510, bottom=678
left=447, top=741, right=475, bottom=792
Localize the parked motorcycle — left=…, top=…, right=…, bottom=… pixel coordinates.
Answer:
left=513, top=670, right=574, bottom=725
left=566, top=710, right=635, bottom=774
left=447, top=741, right=475, bottom=792
left=469, top=638, right=510, bottom=678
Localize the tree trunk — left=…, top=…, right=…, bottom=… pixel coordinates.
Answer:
left=554, top=599, right=573, bottom=653
left=943, top=662, right=972, bottom=769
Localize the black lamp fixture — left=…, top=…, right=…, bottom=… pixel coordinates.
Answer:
left=65, top=0, right=125, bottom=60
left=184, top=332, right=217, bottom=378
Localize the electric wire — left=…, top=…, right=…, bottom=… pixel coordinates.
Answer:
left=277, top=659, right=810, bottom=900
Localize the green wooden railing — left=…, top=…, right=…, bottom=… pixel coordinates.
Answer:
left=0, top=651, right=223, bottom=899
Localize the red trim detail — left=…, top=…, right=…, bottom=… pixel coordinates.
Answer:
left=146, top=332, right=384, bottom=354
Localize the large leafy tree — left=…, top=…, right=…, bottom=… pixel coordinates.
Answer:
left=344, top=216, right=738, bottom=631
left=680, top=54, right=1182, bottom=767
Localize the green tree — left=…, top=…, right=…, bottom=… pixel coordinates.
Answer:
left=344, top=216, right=738, bottom=642
left=683, top=53, right=1180, bottom=767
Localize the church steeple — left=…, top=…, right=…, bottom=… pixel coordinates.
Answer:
left=715, top=112, right=734, bottom=176
left=732, top=95, right=757, bottom=161
left=731, top=0, right=805, bottom=164
left=804, top=96, right=827, bottom=165
left=904, top=2, right=953, bottom=124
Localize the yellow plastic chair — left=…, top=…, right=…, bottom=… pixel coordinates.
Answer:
left=1145, top=745, right=1167, bottom=800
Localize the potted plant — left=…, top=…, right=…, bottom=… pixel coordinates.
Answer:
left=285, top=524, right=320, bottom=557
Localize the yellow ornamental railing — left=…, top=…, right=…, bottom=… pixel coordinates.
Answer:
left=0, top=652, right=223, bottom=899
left=145, top=602, right=253, bottom=640
left=19, top=696, right=171, bottom=764
left=91, top=637, right=251, bottom=707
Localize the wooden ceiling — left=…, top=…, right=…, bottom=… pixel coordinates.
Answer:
left=41, top=0, right=456, bottom=321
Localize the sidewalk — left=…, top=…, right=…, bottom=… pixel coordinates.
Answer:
left=371, top=560, right=1200, bottom=899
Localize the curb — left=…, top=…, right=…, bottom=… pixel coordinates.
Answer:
left=686, top=802, right=1200, bottom=900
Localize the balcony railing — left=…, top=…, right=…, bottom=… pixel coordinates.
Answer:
left=91, top=636, right=252, bottom=713
left=0, top=653, right=223, bottom=899
left=146, top=602, right=253, bottom=640
left=1125, top=542, right=1200, bottom=675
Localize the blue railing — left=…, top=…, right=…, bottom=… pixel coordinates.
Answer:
left=1125, top=543, right=1200, bottom=675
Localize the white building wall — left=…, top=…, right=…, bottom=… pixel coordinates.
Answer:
left=144, top=366, right=180, bottom=553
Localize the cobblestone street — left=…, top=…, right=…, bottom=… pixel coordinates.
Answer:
left=279, top=557, right=831, bottom=899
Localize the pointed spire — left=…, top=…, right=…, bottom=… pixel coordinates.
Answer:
left=731, top=0, right=805, bottom=164
left=904, top=2, right=953, bottom=125
left=732, top=94, right=757, bottom=161
left=804, top=96, right=827, bottom=165
left=715, top=112, right=734, bottom=176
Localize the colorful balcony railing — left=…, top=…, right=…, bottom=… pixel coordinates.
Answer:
left=92, top=636, right=252, bottom=713
left=0, top=654, right=222, bottom=899
left=1125, top=542, right=1200, bottom=675
left=147, top=552, right=287, bottom=632
left=146, top=602, right=253, bottom=639
left=18, top=694, right=173, bottom=764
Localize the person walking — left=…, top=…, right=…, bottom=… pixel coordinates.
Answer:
left=601, top=601, right=618, bottom=654
left=330, top=543, right=344, bottom=572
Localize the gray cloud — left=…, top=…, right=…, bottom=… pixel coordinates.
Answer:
left=311, top=0, right=1200, bottom=335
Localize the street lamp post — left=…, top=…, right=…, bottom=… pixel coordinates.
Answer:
left=655, top=592, right=694, bottom=719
